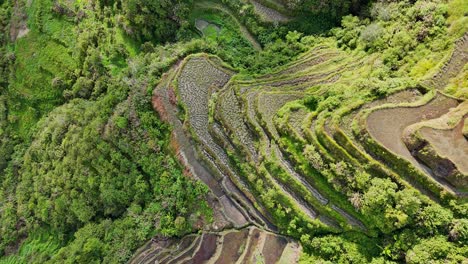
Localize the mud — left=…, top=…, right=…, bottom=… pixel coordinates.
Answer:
left=367, top=93, right=459, bottom=173
left=262, top=234, right=288, bottom=264
left=420, top=117, right=468, bottom=174
left=214, top=229, right=249, bottom=264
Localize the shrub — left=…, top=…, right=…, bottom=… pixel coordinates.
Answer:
left=303, top=96, right=319, bottom=111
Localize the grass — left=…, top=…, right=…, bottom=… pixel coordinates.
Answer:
left=447, top=0, right=468, bottom=37
left=8, top=29, right=76, bottom=139
left=0, top=231, right=62, bottom=264
left=193, top=1, right=262, bottom=51
left=6, top=0, right=77, bottom=139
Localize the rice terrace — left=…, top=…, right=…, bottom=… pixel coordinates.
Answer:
left=0, top=0, right=467, bottom=263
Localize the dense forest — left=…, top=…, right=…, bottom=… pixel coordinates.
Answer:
left=0, top=0, right=467, bottom=263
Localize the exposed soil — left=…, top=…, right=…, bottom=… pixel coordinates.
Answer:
left=167, top=236, right=201, bottom=264
left=367, top=93, right=459, bottom=173
left=420, top=117, right=468, bottom=174
left=153, top=63, right=250, bottom=229
left=277, top=242, right=301, bottom=264
left=240, top=228, right=262, bottom=264
left=219, top=195, right=249, bottom=227
left=188, top=233, right=219, bottom=263
left=262, top=234, right=288, bottom=264
left=214, top=229, right=249, bottom=264
left=342, top=89, right=423, bottom=135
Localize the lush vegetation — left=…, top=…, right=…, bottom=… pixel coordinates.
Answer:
left=0, top=0, right=467, bottom=263
left=0, top=0, right=211, bottom=262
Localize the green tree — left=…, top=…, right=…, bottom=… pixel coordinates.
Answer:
left=119, top=0, right=193, bottom=42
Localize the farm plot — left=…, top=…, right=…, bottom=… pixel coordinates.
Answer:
left=420, top=119, right=468, bottom=187
left=424, top=32, right=468, bottom=90
left=216, top=87, right=259, bottom=162
left=366, top=93, right=459, bottom=176
left=402, top=101, right=468, bottom=189
left=194, top=1, right=262, bottom=51
left=251, top=0, right=290, bottom=23
left=148, top=30, right=467, bottom=261
left=285, top=107, right=308, bottom=139
left=153, top=71, right=242, bottom=227
left=130, top=227, right=299, bottom=264
left=256, top=92, right=303, bottom=140
left=238, top=85, right=365, bottom=229
left=176, top=56, right=277, bottom=229
left=195, top=19, right=221, bottom=38
left=154, top=56, right=277, bottom=234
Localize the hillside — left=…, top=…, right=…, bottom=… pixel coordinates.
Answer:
left=0, top=0, right=467, bottom=263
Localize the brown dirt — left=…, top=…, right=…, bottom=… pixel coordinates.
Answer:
left=215, top=229, right=250, bottom=264
left=420, top=117, right=468, bottom=174
left=241, top=228, right=263, bottom=264
left=190, top=233, right=219, bottom=263
left=218, top=195, right=249, bottom=227
left=277, top=242, right=301, bottom=264
left=129, top=237, right=176, bottom=264
left=262, top=234, right=288, bottom=264
left=367, top=93, right=459, bottom=172
left=167, top=236, right=201, bottom=264
left=152, top=93, right=169, bottom=122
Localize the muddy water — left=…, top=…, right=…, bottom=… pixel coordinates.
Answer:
left=367, top=93, right=459, bottom=173
left=421, top=117, right=468, bottom=174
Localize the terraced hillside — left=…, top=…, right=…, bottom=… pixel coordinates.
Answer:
left=1, top=0, right=467, bottom=263
left=131, top=28, right=468, bottom=261
left=129, top=227, right=300, bottom=264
